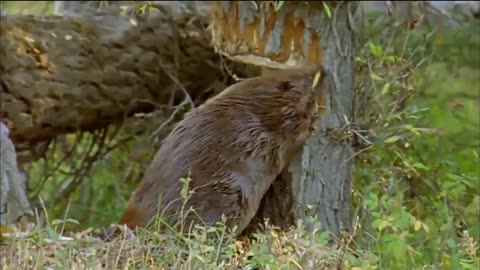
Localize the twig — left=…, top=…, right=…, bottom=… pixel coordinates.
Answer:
left=151, top=99, right=190, bottom=139
left=336, top=215, right=360, bottom=269
left=220, top=54, right=247, bottom=82
left=345, top=144, right=373, bottom=163
left=161, top=69, right=195, bottom=109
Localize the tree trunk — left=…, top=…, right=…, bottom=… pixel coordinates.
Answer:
left=209, top=1, right=357, bottom=238
left=289, top=4, right=356, bottom=238
left=0, top=3, right=259, bottom=145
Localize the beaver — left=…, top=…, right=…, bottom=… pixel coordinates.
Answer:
left=118, top=64, right=328, bottom=236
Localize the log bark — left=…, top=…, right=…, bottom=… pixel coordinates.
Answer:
left=210, top=1, right=357, bottom=238
left=0, top=3, right=259, bottom=145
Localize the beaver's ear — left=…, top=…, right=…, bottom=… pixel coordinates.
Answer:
left=276, top=81, right=294, bottom=92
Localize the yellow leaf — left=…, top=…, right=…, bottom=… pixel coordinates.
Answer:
left=370, top=73, right=383, bottom=81
left=381, top=83, right=391, bottom=95
left=378, top=220, right=389, bottom=230
left=414, top=220, right=422, bottom=231
left=129, top=18, right=138, bottom=27
left=355, top=56, right=366, bottom=64
left=312, top=71, right=322, bottom=90
left=289, top=258, right=303, bottom=270
left=322, top=2, right=332, bottom=18
left=384, top=136, right=401, bottom=144
left=119, top=5, right=128, bottom=16
left=422, top=223, right=430, bottom=233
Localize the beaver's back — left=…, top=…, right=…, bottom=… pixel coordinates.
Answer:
left=121, top=100, right=283, bottom=232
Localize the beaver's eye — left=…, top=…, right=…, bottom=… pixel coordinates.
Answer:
left=276, top=81, right=293, bottom=92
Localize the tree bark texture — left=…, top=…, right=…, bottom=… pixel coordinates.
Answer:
left=0, top=3, right=259, bottom=145
left=289, top=3, right=356, bottom=237
left=212, top=2, right=357, bottom=238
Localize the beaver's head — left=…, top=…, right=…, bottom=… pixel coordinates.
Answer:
left=190, top=64, right=328, bottom=167
left=219, top=64, right=328, bottom=141
left=267, top=64, right=328, bottom=139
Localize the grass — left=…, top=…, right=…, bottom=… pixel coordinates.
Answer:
left=1, top=219, right=340, bottom=270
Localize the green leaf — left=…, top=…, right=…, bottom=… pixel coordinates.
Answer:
left=138, top=4, right=148, bottom=14
left=422, top=223, right=430, bottom=233
left=179, top=177, right=191, bottom=200
left=51, top=218, right=79, bottom=226
left=378, top=220, right=390, bottom=231
left=446, top=238, right=457, bottom=248
left=316, top=230, right=331, bottom=245
left=370, top=73, right=384, bottom=81
left=401, top=124, right=421, bottom=136
left=46, top=227, right=60, bottom=241
left=446, top=173, right=465, bottom=182
left=392, top=241, right=407, bottom=260
left=459, top=261, right=479, bottom=270
left=381, top=83, right=391, bottom=95
left=66, top=218, right=79, bottom=225
left=384, top=55, right=398, bottom=62
left=364, top=253, right=379, bottom=264
left=203, top=245, right=215, bottom=253
left=385, top=136, right=401, bottom=144
left=413, top=162, right=428, bottom=171
left=414, top=220, right=422, bottom=231
left=274, top=1, right=284, bottom=12
left=369, top=42, right=383, bottom=57
left=355, top=56, right=366, bottom=64
left=322, top=2, right=332, bottom=18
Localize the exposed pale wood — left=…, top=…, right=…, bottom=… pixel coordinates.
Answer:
left=209, top=1, right=335, bottom=68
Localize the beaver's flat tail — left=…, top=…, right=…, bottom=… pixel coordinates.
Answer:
left=118, top=202, right=149, bottom=229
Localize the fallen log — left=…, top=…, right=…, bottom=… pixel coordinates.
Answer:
left=0, top=2, right=259, bottom=145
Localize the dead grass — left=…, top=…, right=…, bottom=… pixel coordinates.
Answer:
left=0, top=221, right=341, bottom=270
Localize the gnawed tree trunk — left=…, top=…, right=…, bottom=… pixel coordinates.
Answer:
left=0, top=3, right=259, bottom=145
left=210, top=1, right=357, bottom=238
